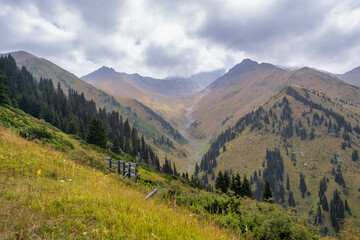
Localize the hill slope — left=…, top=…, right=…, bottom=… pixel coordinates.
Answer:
left=3, top=51, right=190, bottom=168
left=339, top=66, right=360, bottom=86
left=0, top=108, right=233, bottom=239
left=189, top=59, right=360, bottom=141
left=0, top=105, right=323, bottom=239
left=198, top=85, right=360, bottom=234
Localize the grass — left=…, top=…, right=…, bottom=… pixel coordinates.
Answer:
left=0, top=105, right=321, bottom=239
left=0, top=126, right=234, bottom=239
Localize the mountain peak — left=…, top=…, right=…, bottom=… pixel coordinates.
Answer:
left=99, top=66, right=116, bottom=72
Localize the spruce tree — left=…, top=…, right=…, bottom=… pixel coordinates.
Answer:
left=286, top=173, right=290, bottom=190
left=288, top=191, right=296, bottom=207
left=241, top=175, right=253, bottom=198
left=299, top=173, right=307, bottom=198
left=86, top=118, right=107, bottom=148
left=223, top=171, right=230, bottom=192
left=215, top=171, right=224, bottom=192
left=352, top=150, right=359, bottom=161
left=0, top=74, right=11, bottom=106
left=315, top=204, right=323, bottom=225
left=262, top=180, right=273, bottom=202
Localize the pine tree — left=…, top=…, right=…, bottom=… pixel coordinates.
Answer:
left=0, top=74, right=11, bottom=106
left=352, top=150, right=359, bottom=161
left=330, top=189, right=345, bottom=232
left=286, top=173, right=290, bottom=190
left=86, top=118, right=107, bottom=148
left=241, top=175, right=253, bottom=198
left=194, top=163, right=200, bottom=176
left=345, top=199, right=351, bottom=215
left=262, top=180, right=273, bottom=203
left=288, top=191, right=296, bottom=207
left=223, top=171, right=230, bottom=191
left=215, top=171, right=224, bottom=192
left=299, top=173, right=307, bottom=198
left=321, top=195, right=329, bottom=211
left=315, top=204, right=323, bottom=225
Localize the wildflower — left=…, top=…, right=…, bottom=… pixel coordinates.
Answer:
left=60, top=180, right=65, bottom=183
left=38, top=169, right=42, bottom=175
left=68, top=179, right=72, bottom=182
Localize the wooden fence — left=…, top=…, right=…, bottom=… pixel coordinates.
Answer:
left=103, top=156, right=138, bottom=183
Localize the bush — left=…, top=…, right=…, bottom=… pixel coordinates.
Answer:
left=20, top=126, right=53, bottom=140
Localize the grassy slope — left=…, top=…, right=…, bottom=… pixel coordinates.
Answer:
left=0, top=108, right=233, bottom=239
left=190, top=67, right=360, bottom=141
left=0, top=106, right=324, bottom=239
left=208, top=87, right=360, bottom=234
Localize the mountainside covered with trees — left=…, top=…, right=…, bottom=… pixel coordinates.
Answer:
left=197, top=85, right=360, bottom=235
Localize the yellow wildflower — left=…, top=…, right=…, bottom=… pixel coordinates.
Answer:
left=38, top=169, right=42, bottom=175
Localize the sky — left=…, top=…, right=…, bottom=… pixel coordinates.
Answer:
left=1, top=0, right=360, bottom=78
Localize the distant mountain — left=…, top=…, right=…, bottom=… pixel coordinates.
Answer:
left=166, top=68, right=226, bottom=90
left=189, top=59, right=360, bottom=140
left=83, top=67, right=224, bottom=97
left=339, top=66, right=360, bottom=86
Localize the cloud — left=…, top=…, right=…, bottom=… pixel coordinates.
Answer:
left=0, top=0, right=359, bottom=77
left=143, top=42, right=200, bottom=77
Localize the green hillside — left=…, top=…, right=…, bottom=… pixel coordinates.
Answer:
left=199, top=86, right=360, bottom=235
left=5, top=51, right=189, bottom=168
left=0, top=104, right=325, bottom=239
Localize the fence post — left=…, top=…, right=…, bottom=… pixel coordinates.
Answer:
left=122, top=161, right=126, bottom=177
left=134, top=163, right=138, bottom=183
left=128, top=162, right=131, bottom=178
left=109, top=158, right=112, bottom=170
left=117, top=160, right=120, bottom=175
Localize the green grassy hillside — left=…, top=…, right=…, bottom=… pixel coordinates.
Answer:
left=0, top=106, right=323, bottom=239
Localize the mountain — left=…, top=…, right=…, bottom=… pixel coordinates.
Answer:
left=339, top=66, right=360, bottom=86
left=198, top=85, right=360, bottom=234
left=189, top=59, right=286, bottom=139
left=166, top=68, right=226, bottom=90
left=188, top=59, right=360, bottom=141
left=3, top=51, right=190, bottom=170
left=82, top=66, right=198, bottom=97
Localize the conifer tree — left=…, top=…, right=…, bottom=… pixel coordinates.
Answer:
left=288, top=191, right=296, bottom=207
left=86, top=118, right=107, bottom=148
left=315, top=204, right=323, bottom=225
left=262, top=180, right=273, bottom=202
left=223, top=171, right=230, bottom=191
left=0, top=74, right=11, bottom=106
left=299, top=173, right=307, bottom=198
left=241, top=175, right=253, bottom=198
left=352, top=150, right=359, bottom=161
left=286, top=173, right=290, bottom=190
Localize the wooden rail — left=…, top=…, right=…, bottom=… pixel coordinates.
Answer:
left=103, top=157, right=138, bottom=183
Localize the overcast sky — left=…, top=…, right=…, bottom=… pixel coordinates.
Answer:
left=1, top=0, right=360, bottom=78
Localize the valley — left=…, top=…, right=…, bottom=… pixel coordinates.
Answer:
left=2, top=50, right=360, bottom=237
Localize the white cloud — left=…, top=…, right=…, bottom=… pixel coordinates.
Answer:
left=0, top=0, right=359, bottom=77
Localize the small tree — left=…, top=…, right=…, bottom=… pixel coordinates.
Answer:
left=86, top=118, right=107, bottom=148
left=352, top=150, right=359, bottom=161
left=241, top=175, right=253, bottom=198
left=262, top=180, right=273, bottom=203
left=215, top=170, right=224, bottom=192
left=299, top=173, right=307, bottom=198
